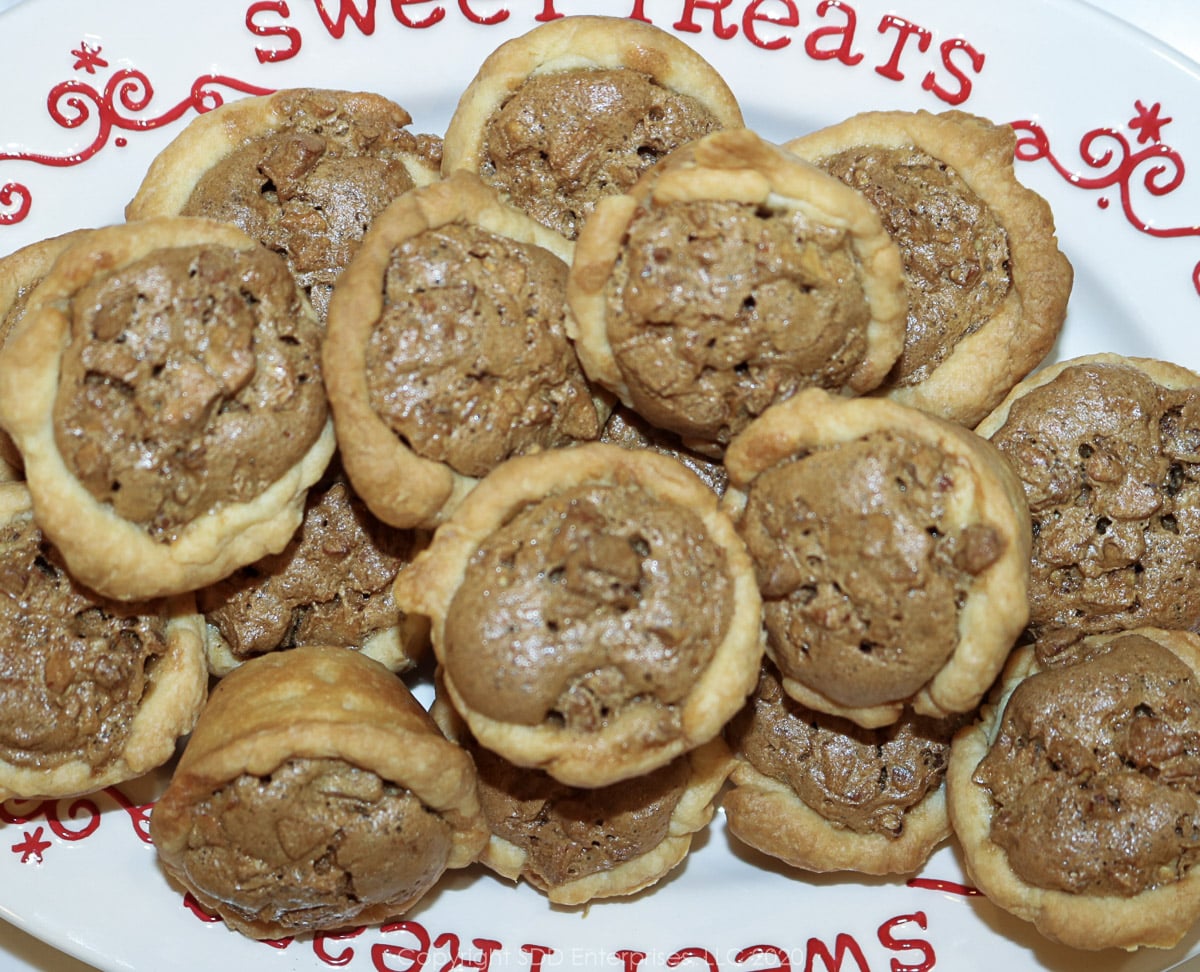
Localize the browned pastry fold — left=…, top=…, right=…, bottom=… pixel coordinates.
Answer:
left=393, top=442, right=763, bottom=787
left=723, top=661, right=956, bottom=875
left=569, top=127, right=906, bottom=456
left=150, top=645, right=488, bottom=940
left=0, top=482, right=207, bottom=800
left=432, top=688, right=732, bottom=905
left=324, top=171, right=601, bottom=530
left=442, top=14, right=743, bottom=244
left=977, top=353, right=1200, bottom=644
left=125, top=88, right=442, bottom=321
left=0, top=229, right=92, bottom=480
left=786, top=109, right=1073, bottom=428
left=196, top=469, right=430, bottom=676
left=948, top=627, right=1200, bottom=951
left=723, top=386, right=1030, bottom=729
left=0, top=216, right=335, bottom=601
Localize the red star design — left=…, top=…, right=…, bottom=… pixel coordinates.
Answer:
left=1129, top=99, right=1172, bottom=145
left=70, top=41, right=108, bottom=75
left=11, top=826, right=51, bottom=863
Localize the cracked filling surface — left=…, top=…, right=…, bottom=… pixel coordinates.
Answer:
left=182, top=89, right=442, bottom=321
left=974, top=634, right=1200, bottom=896
left=443, top=482, right=732, bottom=732
left=0, top=515, right=169, bottom=771
left=365, top=221, right=600, bottom=479
left=471, top=739, right=689, bottom=886
left=729, top=664, right=955, bottom=836
left=53, top=242, right=327, bottom=543
left=988, top=361, right=1200, bottom=637
left=480, top=67, right=724, bottom=240
left=736, top=429, right=1003, bottom=708
left=197, top=479, right=420, bottom=659
left=820, top=146, right=1011, bottom=388
left=606, top=199, right=872, bottom=450
left=179, top=757, right=453, bottom=933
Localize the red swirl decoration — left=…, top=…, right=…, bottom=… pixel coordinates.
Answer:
left=1011, top=103, right=1200, bottom=296
left=1, top=57, right=272, bottom=226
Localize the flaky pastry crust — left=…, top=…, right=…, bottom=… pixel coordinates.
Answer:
left=723, top=747, right=950, bottom=877
left=393, top=442, right=763, bottom=787
left=125, top=87, right=441, bottom=220
left=433, top=691, right=732, bottom=905
left=150, top=645, right=488, bottom=939
left=0, top=483, right=207, bottom=800
left=786, top=109, right=1073, bottom=428
left=947, top=628, right=1200, bottom=951
left=723, top=387, right=1030, bottom=728
left=0, top=217, right=336, bottom=601
left=324, top=171, right=584, bottom=530
left=442, top=14, right=743, bottom=241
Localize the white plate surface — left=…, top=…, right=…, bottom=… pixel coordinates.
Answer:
left=2, top=1, right=1200, bottom=970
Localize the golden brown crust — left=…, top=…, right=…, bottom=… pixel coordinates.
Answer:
left=0, top=217, right=336, bottom=601
left=723, top=387, right=1030, bottom=728
left=786, top=109, right=1073, bottom=428
left=324, top=171, right=583, bottom=530
left=568, top=128, right=906, bottom=452
left=947, top=628, right=1200, bottom=951
left=150, top=645, right=488, bottom=939
left=723, top=752, right=950, bottom=877
left=442, top=14, right=744, bottom=242
left=433, top=691, right=732, bottom=905
left=125, top=88, right=441, bottom=221
left=0, top=482, right=208, bottom=800
left=0, top=230, right=93, bottom=481
left=393, top=442, right=763, bottom=787
left=975, top=352, right=1200, bottom=439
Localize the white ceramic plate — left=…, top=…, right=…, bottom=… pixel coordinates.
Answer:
left=3, top=1, right=1200, bottom=970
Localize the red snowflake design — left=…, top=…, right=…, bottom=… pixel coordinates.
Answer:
left=1, top=784, right=156, bottom=862
left=0, top=42, right=273, bottom=227
left=1011, top=100, right=1200, bottom=296
left=10, top=826, right=51, bottom=863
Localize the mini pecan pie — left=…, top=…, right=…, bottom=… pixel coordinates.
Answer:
left=785, top=109, right=1073, bottom=428
left=723, top=387, right=1030, bottom=729
left=600, top=404, right=729, bottom=497
left=0, top=483, right=206, bottom=800
left=325, top=171, right=601, bottom=529
left=393, top=442, right=763, bottom=787
left=126, top=88, right=443, bottom=321
left=432, top=687, right=731, bottom=905
left=723, top=661, right=957, bottom=875
left=948, top=627, right=1200, bottom=950
left=196, top=468, right=429, bottom=676
left=0, top=229, right=91, bottom=479
left=0, top=217, right=335, bottom=601
left=569, top=127, right=906, bottom=456
left=977, top=353, right=1200, bottom=644
left=150, top=645, right=488, bottom=940
left=442, top=14, right=743, bottom=244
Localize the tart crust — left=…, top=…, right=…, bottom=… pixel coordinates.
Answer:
left=393, top=442, right=763, bottom=787
left=786, top=109, right=1073, bottom=428
left=568, top=127, right=906, bottom=454
left=432, top=689, right=732, bottom=905
left=150, top=645, right=488, bottom=940
left=0, top=217, right=336, bottom=601
left=0, top=482, right=207, bottom=800
left=442, top=14, right=743, bottom=243
left=723, top=386, right=1030, bottom=728
left=947, top=627, right=1200, bottom=951
left=324, top=170, right=597, bottom=529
